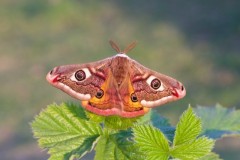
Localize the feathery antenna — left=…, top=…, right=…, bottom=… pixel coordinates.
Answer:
left=123, top=41, right=137, bottom=54
left=109, top=40, right=121, bottom=53
left=109, top=40, right=137, bottom=54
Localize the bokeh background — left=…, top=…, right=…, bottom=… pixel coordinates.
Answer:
left=0, top=0, right=239, bottom=159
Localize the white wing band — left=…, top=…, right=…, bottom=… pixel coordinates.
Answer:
left=141, top=96, right=173, bottom=108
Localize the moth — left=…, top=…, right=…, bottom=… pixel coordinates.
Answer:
left=46, top=41, right=186, bottom=118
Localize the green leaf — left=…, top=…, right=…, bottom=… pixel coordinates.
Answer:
left=198, top=152, right=223, bottom=160
left=133, top=125, right=170, bottom=160
left=94, top=131, right=143, bottom=160
left=86, top=111, right=140, bottom=130
left=66, top=102, right=89, bottom=120
left=194, top=104, right=240, bottom=139
left=138, top=109, right=175, bottom=142
left=173, top=106, right=201, bottom=146
left=170, top=137, right=214, bottom=160
left=133, top=107, right=214, bottom=160
left=86, top=111, right=106, bottom=123
left=31, top=103, right=102, bottom=159
left=104, top=116, right=140, bottom=130
left=169, top=106, right=214, bottom=160
left=64, top=136, right=100, bottom=159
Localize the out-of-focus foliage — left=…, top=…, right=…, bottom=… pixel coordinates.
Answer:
left=194, top=104, right=240, bottom=139
left=0, top=0, right=239, bottom=159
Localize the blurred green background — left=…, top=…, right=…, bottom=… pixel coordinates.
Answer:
left=0, top=0, right=239, bottom=159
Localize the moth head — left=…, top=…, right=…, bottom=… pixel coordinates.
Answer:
left=46, top=65, right=95, bottom=101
